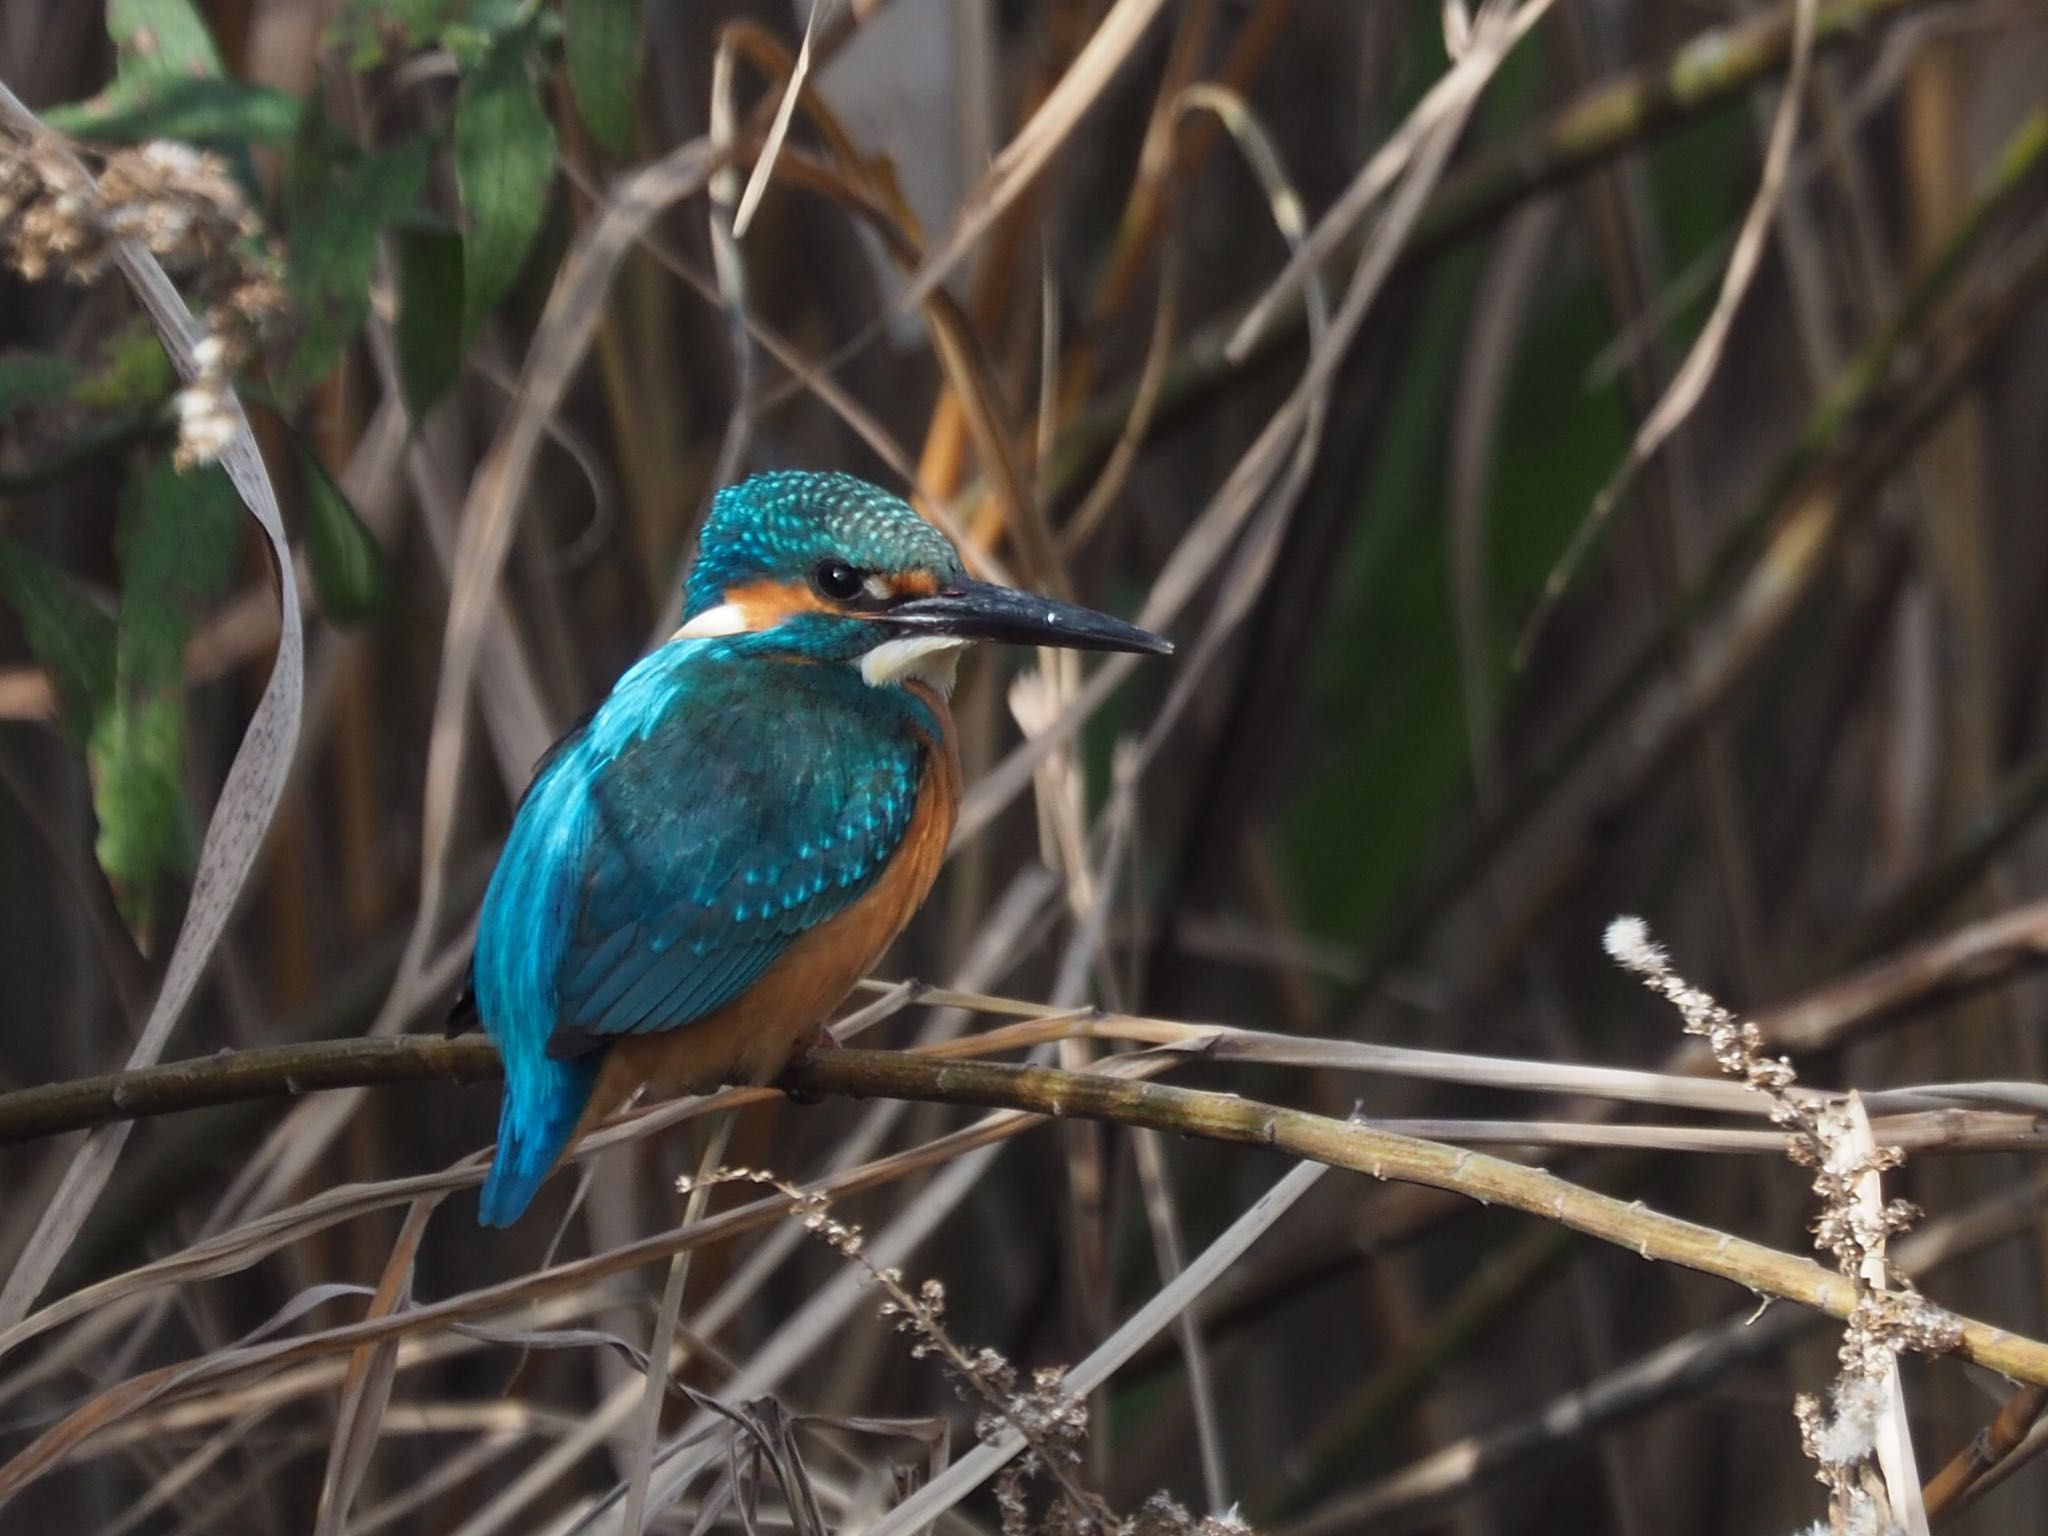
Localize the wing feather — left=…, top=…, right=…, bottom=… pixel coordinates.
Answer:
left=543, top=649, right=927, bottom=1056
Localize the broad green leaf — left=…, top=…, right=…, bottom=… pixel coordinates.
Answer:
left=107, top=0, right=224, bottom=78
left=394, top=227, right=466, bottom=418
left=89, top=458, right=242, bottom=921
left=0, top=535, right=116, bottom=745
left=295, top=437, right=387, bottom=625
left=456, top=31, right=557, bottom=343
left=0, top=353, right=82, bottom=419
left=46, top=77, right=301, bottom=147
left=565, top=0, right=642, bottom=156
left=90, top=690, right=192, bottom=922
left=116, top=459, right=241, bottom=687
left=284, top=120, right=432, bottom=392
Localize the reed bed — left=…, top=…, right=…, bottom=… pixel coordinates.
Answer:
left=2, top=1, right=2047, bottom=1532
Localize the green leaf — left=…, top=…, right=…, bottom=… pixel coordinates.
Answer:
left=0, top=353, right=82, bottom=419
left=283, top=119, right=432, bottom=392
left=117, top=460, right=241, bottom=687
left=0, top=535, right=117, bottom=746
left=330, top=0, right=465, bottom=66
left=90, top=690, right=192, bottom=922
left=0, top=458, right=239, bottom=922
left=394, top=227, right=466, bottom=418
left=296, top=437, right=387, bottom=625
left=106, top=0, right=224, bottom=78
left=46, top=76, right=302, bottom=147
left=88, top=458, right=242, bottom=922
left=443, top=0, right=529, bottom=67
left=74, top=321, right=176, bottom=411
left=565, top=0, right=642, bottom=156
left=456, top=30, right=557, bottom=343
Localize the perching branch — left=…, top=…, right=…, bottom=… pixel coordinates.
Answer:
left=0, top=1035, right=505, bottom=1143
left=781, top=1051, right=2048, bottom=1387
left=17, top=898, right=2048, bottom=1149
left=4, top=1030, right=2048, bottom=1388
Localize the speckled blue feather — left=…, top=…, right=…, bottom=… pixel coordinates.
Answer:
left=685, top=472, right=962, bottom=623
left=473, top=474, right=958, bottom=1226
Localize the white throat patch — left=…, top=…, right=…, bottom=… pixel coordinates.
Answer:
left=860, top=635, right=966, bottom=693
left=674, top=602, right=749, bottom=639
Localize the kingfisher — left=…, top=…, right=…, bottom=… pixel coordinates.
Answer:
left=454, top=471, right=1171, bottom=1226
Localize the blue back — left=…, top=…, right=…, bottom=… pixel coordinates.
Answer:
left=555, top=639, right=932, bottom=1039
left=472, top=633, right=938, bottom=1224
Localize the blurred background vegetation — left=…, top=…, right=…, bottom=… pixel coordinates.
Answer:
left=2, top=0, right=2047, bottom=1531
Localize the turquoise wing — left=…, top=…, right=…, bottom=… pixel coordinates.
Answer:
left=545, top=651, right=927, bottom=1057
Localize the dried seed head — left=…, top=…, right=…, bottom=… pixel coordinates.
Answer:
left=2, top=134, right=287, bottom=468
left=1605, top=916, right=1950, bottom=1536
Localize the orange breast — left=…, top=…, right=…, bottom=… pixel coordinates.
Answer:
left=574, top=686, right=961, bottom=1139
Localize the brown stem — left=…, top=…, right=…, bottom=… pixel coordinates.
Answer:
left=1921, top=1383, right=2048, bottom=1515
left=4, top=1035, right=2047, bottom=1386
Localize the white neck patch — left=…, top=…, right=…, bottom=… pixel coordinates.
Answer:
left=678, top=601, right=965, bottom=694
left=674, top=602, right=750, bottom=639
left=860, top=635, right=966, bottom=693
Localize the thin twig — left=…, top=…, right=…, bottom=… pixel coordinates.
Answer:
left=1921, top=1383, right=2048, bottom=1515
left=1515, top=0, right=1819, bottom=665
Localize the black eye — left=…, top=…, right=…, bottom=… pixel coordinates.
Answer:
left=812, top=560, right=864, bottom=602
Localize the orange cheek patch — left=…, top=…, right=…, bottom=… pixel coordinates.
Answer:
left=720, top=571, right=942, bottom=626
left=722, top=579, right=839, bottom=627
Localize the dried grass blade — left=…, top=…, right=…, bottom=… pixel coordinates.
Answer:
left=1226, top=0, right=1555, bottom=358
left=624, top=1115, right=734, bottom=1536
left=314, top=1198, right=440, bottom=1536
left=1515, top=0, right=1820, bottom=667
left=392, top=133, right=715, bottom=1057
left=961, top=1, right=1548, bottom=844
left=202, top=931, right=473, bottom=1230
left=101, top=1406, right=269, bottom=1536
left=238, top=141, right=717, bottom=1264
left=1267, top=1169, right=2048, bottom=1535
left=1062, top=79, right=1292, bottom=555
left=344, top=1431, right=526, bottom=1536
left=0, top=83, right=305, bottom=1330
left=1132, top=1125, right=1230, bottom=1508
left=561, top=157, right=929, bottom=492
left=1450, top=200, right=1560, bottom=793
left=617, top=1128, right=1022, bottom=1531
left=731, top=0, right=818, bottom=239
left=0, top=1281, right=369, bottom=1504
left=896, top=0, right=1172, bottom=315
left=859, top=1159, right=1329, bottom=1536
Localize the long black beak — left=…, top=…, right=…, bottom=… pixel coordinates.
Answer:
left=884, top=579, right=1172, bottom=656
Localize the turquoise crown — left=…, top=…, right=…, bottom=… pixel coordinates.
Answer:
left=682, top=472, right=964, bottom=621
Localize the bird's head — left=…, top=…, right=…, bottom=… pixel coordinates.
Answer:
left=677, top=472, right=1171, bottom=689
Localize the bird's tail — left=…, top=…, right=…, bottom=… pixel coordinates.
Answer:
left=479, top=1051, right=602, bottom=1227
